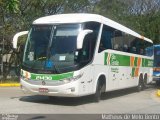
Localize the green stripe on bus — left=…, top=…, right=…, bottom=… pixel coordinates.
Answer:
left=132, top=67, right=136, bottom=77
left=104, top=53, right=108, bottom=65
left=142, top=58, right=145, bottom=67
left=144, top=59, right=153, bottom=67
left=104, top=52, right=153, bottom=67
left=30, top=72, right=74, bottom=80
left=134, top=57, right=138, bottom=66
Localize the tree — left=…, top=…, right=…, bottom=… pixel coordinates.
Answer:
left=63, top=0, right=90, bottom=13
left=93, top=0, right=128, bottom=22
left=93, top=0, right=160, bottom=43
left=127, top=0, right=160, bottom=43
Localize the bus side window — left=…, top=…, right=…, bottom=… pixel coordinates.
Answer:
left=114, top=44, right=119, bottom=50
left=140, top=48, right=144, bottom=55
left=98, top=25, right=113, bottom=53
left=112, top=30, right=123, bottom=51
left=99, top=42, right=106, bottom=52
left=131, top=46, right=137, bottom=54
left=123, top=44, right=129, bottom=52
left=77, top=33, right=96, bottom=63
left=129, top=38, right=139, bottom=54
left=144, top=41, right=153, bottom=56
left=123, top=33, right=132, bottom=53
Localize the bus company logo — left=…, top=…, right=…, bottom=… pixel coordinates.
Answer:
left=42, top=81, right=46, bottom=85
left=36, top=76, right=52, bottom=81
left=110, top=54, right=119, bottom=66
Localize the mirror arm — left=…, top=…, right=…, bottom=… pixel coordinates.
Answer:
left=13, top=31, right=29, bottom=49
left=77, top=30, right=93, bottom=49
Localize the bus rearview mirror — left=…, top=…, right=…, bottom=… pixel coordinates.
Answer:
left=77, top=29, right=93, bottom=49
left=13, top=31, right=29, bottom=49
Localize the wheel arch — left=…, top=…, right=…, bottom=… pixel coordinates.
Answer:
left=139, top=73, right=144, bottom=81
left=93, top=73, right=107, bottom=93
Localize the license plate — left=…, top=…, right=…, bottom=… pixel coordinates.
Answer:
left=39, top=88, right=49, bottom=93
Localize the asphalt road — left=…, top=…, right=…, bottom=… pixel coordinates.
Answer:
left=0, top=84, right=160, bottom=120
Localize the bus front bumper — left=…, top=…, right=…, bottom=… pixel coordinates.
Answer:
left=20, top=79, right=80, bottom=97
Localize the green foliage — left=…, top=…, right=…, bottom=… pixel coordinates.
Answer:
left=94, top=0, right=127, bottom=20
left=6, top=0, right=19, bottom=13
left=0, top=0, right=160, bottom=45
left=94, top=0, right=160, bottom=44
left=64, top=0, right=90, bottom=13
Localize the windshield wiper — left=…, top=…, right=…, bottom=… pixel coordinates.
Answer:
left=45, top=26, right=61, bottom=74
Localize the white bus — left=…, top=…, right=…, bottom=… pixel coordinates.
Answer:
left=13, top=14, right=153, bottom=102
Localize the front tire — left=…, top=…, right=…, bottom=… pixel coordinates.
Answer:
left=93, top=81, right=102, bottom=102
left=136, top=75, right=144, bottom=92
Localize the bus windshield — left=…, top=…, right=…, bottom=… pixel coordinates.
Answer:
left=23, top=24, right=81, bottom=73
left=154, top=46, right=160, bottom=67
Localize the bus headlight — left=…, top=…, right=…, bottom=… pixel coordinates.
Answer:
left=61, top=73, right=83, bottom=84
left=20, top=75, right=29, bottom=81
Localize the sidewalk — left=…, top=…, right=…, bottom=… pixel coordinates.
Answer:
left=0, top=74, right=20, bottom=87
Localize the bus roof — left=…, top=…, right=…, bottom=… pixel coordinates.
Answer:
left=33, top=13, right=153, bottom=43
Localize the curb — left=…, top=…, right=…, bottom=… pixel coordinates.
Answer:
left=0, top=83, right=20, bottom=87
left=156, top=90, right=160, bottom=97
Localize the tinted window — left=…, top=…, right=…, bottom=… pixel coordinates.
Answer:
left=154, top=46, right=160, bottom=67
left=112, top=30, right=123, bottom=51
left=129, top=38, right=144, bottom=54
left=144, top=41, right=153, bottom=56
left=83, top=22, right=100, bottom=59
left=98, top=24, right=153, bottom=56
left=123, top=33, right=134, bottom=52
left=123, top=33, right=153, bottom=56
left=98, top=25, right=113, bottom=52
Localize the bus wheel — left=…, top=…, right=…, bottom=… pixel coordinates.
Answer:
left=137, top=75, right=144, bottom=92
left=93, top=80, right=102, bottom=102
left=143, top=74, right=147, bottom=89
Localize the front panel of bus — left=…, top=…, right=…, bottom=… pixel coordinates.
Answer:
left=20, top=22, right=101, bottom=97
